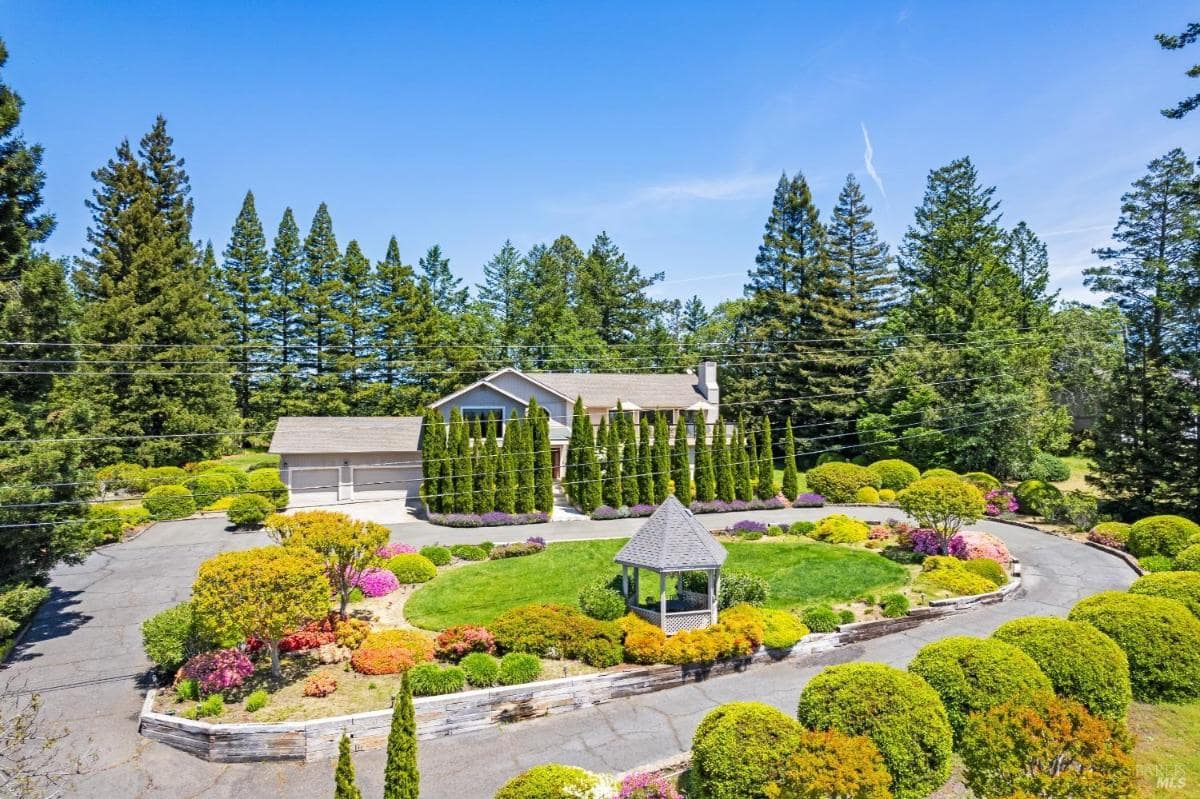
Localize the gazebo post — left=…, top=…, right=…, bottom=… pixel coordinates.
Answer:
left=707, top=569, right=716, bottom=625
left=659, top=571, right=667, bottom=622
left=621, top=564, right=629, bottom=603
left=633, top=567, right=639, bottom=604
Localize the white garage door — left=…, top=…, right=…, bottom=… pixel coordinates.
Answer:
left=352, top=465, right=421, bottom=501
left=290, top=468, right=339, bottom=506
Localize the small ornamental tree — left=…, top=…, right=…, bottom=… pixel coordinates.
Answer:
left=267, top=510, right=389, bottom=617
left=383, top=672, right=419, bottom=799
left=653, top=414, right=671, bottom=504
left=334, top=734, right=363, bottom=799
left=756, top=417, right=776, bottom=499
left=714, top=416, right=734, bottom=502
left=191, top=547, right=330, bottom=677
left=672, top=416, right=692, bottom=503
left=896, top=477, right=985, bottom=554
left=694, top=421, right=716, bottom=502
left=959, top=693, right=1135, bottom=799
left=780, top=419, right=799, bottom=501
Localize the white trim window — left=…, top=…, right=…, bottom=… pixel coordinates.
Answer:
left=461, top=407, right=506, bottom=435
left=642, top=409, right=676, bottom=426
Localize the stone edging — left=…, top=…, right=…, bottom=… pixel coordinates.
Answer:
left=138, top=566, right=1023, bottom=763
left=1084, top=540, right=1145, bottom=575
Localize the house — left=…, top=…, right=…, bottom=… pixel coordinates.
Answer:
left=269, top=362, right=719, bottom=508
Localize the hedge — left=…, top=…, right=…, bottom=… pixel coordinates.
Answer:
left=796, top=663, right=953, bottom=799
left=0, top=584, right=50, bottom=624
left=1128, top=571, right=1200, bottom=618
left=246, top=468, right=289, bottom=510
left=908, top=635, right=1053, bottom=740
left=142, top=485, right=196, bottom=520
left=804, top=462, right=880, bottom=503
left=866, top=459, right=920, bottom=490
left=992, top=616, right=1132, bottom=720
left=494, top=765, right=598, bottom=799
left=407, top=663, right=465, bottom=696
left=497, top=652, right=541, bottom=685
left=690, top=702, right=803, bottom=799
left=1126, top=515, right=1200, bottom=558
left=1174, top=543, right=1200, bottom=571
left=1068, top=591, right=1200, bottom=703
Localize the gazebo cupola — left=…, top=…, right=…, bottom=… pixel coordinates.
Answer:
left=613, top=495, right=727, bottom=634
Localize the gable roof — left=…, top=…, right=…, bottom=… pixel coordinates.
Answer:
left=614, top=495, right=728, bottom=572
left=269, top=416, right=423, bottom=454
left=428, top=372, right=534, bottom=409
left=531, top=372, right=706, bottom=410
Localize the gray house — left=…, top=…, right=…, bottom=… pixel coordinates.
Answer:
left=269, top=362, right=720, bottom=508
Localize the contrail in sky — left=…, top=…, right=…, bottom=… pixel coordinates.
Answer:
left=861, top=122, right=887, bottom=199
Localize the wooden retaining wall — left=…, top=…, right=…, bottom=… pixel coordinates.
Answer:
left=139, top=567, right=1023, bottom=763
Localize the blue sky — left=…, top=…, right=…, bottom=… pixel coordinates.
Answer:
left=3, top=1, right=1197, bottom=306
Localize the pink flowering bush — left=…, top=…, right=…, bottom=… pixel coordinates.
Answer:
left=377, top=542, right=417, bottom=558
left=616, top=771, right=682, bottom=799
left=868, top=525, right=891, bottom=540
left=984, top=489, right=1018, bottom=517
left=434, top=624, right=496, bottom=661
left=948, top=531, right=1012, bottom=564
left=355, top=567, right=400, bottom=597
left=180, top=648, right=254, bottom=695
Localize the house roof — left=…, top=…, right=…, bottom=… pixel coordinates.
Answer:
left=428, top=374, right=533, bottom=409
left=268, top=416, right=423, bottom=454
left=531, top=372, right=707, bottom=410
left=614, top=496, right=728, bottom=572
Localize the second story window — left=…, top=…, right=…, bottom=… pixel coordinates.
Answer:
left=642, top=409, right=676, bottom=426
left=462, top=407, right=505, bottom=435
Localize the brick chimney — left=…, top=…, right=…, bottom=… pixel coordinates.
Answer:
left=697, top=361, right=719, bottom=405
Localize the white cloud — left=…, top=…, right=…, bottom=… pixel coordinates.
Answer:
left=861, top=122, right=887, bottom=199
left=624, top=172, right=778, bottom=208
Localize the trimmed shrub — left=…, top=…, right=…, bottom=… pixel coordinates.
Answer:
left=1013, top=479, right=1061, bottom=515
left=226, top=494, right=274, bottom=528
left=920, top=468, right=958, bottom=480
left=660, top=625, right=749, bottom=665
left=867, top=459, right=920, bottom=491
left=854, top=486, right=881, bottom=504
left=84, top=505, right=123, bottom=544
left=802, top=605, right=840, bottom=633
left=96, top=462, right=147, bottom=492
left=837, top=609, right=855, bottom=624
left=578, top=578, right=626, bottom=621
left=139, top=465, right=188, bottom=490
left=497, top=652, right=541, bottom=685
left=351, top=629, right=434, bottom=673
left=435, top=625, right=496, bottom=660
left=789, top=521, right=816, bottom=536
left=920, top=556, right=998, bottom=596
left=190, top=693, right=224, bottom=719
left=246, top=468, right=289, bottom=509
left=993, top=616, right=1132, bottom=720
left=355, top=567, right=400, bottom=597
left=494, top=764, right=597, bottom=799
left=796, top=663, right=953, bottom=799
left=620, top=613, right=666, bottom=664
left=718, top=604, right=765, bottom=649
left=765, top=524, right=786, bottom=537
left=384, top=553, right=438, bottom=584
left=690, top=702, right=804, bottom=799
left=1174, top=543, right=1200, bottom=571
left=878, top=488, right=897, bottom=502
left=302, top=672, right=338, bottom=697
left=142, top=485, right=196, bottom=520
left=183, top=472, right=235, bottom=505
left=450, top=544, right=488, bottom=561
left=141, top=601, right=208, bottom=674
left=461, top=652, right=500, bottom=687
left=1022, top=451, right=1071, bottom=482
left=118, top=505, right=152, bottom=530
left=1069, top=591, right=1200, bottom=702
left=717, top=570, right=769, bottom=609
left=763, top=729, right=893, bottom=799
left=959, top=693, right=1134, bottom=799
left=759, top=608, right=808, bottom=649
left=407, top=663, right=465, bottom=696
left=334, top=617, right=371, bottom=649
left=244, top=689, right=268, bottom=713
left=1127, top=515, right=1200, bottom=558
left=1089, top=521, right=1131, bottom=546
left=419, top=545, right=451, bottom=566
left=350, top=647, right=414, bottom=675
left=0, top=616, right=18, bottom=639
left=880, top=592, right=909, bottom=618
left=811, top=514, right=870, bottom=544
left=1138, top=555, right=1174, bottom=572
left=805, top=462, right=879, bottom=503
left=490, top=603, right=621, bottom=665
left=960, top=471, right=1001, bottom=491
left=489, top=542, right=545, bottom=559
left=961, top=557, right=1007, bottom=587
left=908, top=636, right=1052, bottom=740
left=1129, top=571, right=1200, bottom=617
left=203, top=464, right=249, bottom=491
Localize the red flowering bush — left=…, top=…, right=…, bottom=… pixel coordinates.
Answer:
left=278, top=613, right=339, bottom=653
left=180, top=648, right=254, bottom=695
left=302, top=672, right=338, bottom=697
left=435, top=625, right=496, bottom=661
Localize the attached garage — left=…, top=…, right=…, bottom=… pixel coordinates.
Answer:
left=289, top=467, right=340, bottom=506
left=351, top=465, right=422, bottom=501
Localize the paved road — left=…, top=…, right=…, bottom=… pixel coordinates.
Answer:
left=2, top=509, right=1136, bottom=799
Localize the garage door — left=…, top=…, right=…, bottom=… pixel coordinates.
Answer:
left=290, top=468, right=339, bottom=506
left=352, top=465, right=422, bottom=501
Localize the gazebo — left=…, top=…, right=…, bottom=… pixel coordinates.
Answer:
left=613, top=495, right=728, bottom=634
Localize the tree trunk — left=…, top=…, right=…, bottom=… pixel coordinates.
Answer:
left=270, top=641, right=281, bottom=678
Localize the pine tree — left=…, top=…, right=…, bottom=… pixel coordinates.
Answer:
left=419, top=244, right=467, bottom=316
left=829, top=175, right=894, bottom=330
left=497, top=419, right=517, bottom=514
left=780, top=418, right=799, bottom=500
left=734, top=416, right=752, bottom=501
left=653, top=414, right=671, bottom=504
left=694, top=420, right=715, bottom=501
left=262, top=208, right=305, bottom=416
left=333, top=240, right=373, bottom=413
left=671, top=417, right=692, bottom=503
left=621, top=410, right=640, bottom=506
left=1156, top=22, right=1200, bottom=118
left=638, top=417, right=654, bottom=503
left=220, top=190, right=268, bottom=427
left=74, top=116, right=236, bottom=465
left=601, top=416, right=621, bottom=508
left=372, top=237, right=424, bottom=413
left=1004, top=221, right=1056, bottom=331
left=382, top=674, right=419, bottom=799
left=580, top=414, right=602, bottom=512
left=531, top=397, right=554, bottom=512
left=300, top=203, right=344, bottom=413
left=575, top=231, right=666, bottom=345
left=420, top=410, right=447, bottom=513
left=756, top=417, right=776, bottom=499
left=713, top=416, right=734, bottom=502
left=334, top=734, right=362, bottom=799
left=0, top=38, right=53, bottom=276
left=478, top=239, right=524, bottom=358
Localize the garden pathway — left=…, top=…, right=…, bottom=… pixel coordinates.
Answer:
left=2, top=508, right=1135, bottom=798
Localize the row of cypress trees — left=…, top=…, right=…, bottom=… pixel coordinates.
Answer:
left=419, top=397, right=553, bottom=515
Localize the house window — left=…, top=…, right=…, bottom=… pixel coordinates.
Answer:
left=462, top=407, right=505, bottom=435
left=643, top=409, right=676, bottom=426
left=608, top=409, right=634, bottom=425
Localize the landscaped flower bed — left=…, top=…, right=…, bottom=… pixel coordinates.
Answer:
left=428, top=511, right=549, bottom=528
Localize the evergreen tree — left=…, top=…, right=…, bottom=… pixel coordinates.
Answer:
left=694, top=420, right=715, bottom=502
left=530, top=397, right=554, bottom=512
left=478, top=239, right=524, bottom=359
left=575, top=231, right=666, bottom=345
left=653, top=414, right=670, bottom=504
left=1157, top=22, right=1200, bottom=118
left=74, top=116, right=236, bottom=465
left=734, top=416, right=753, bottom=501
left=300, top=203, right=344, bottom=413
left=580, top=413, right=602, bottom=513
left=420, top=410, right=447, bottom=513
left=638, top=416, right=654, bottom=503
left=1004, top=221, right=1056, bottom=331
left=382, top=674, right=419, bottom=799
left=333, top=240, right=373, bottom=413
left=448, top=408, right=473, bottom=513
left=496, top=419, right=517, bottom=513
left=515, top=238, right=604, bottom=370
left=713, top=416, right=734, bottom=502
left=470, top=417, right=486, bottom=514
left=480, top=415, right=499, bottom=513
left=372, top=237, right=424, bottom=413
left=419, top=244, right=467, bottom=315
left=220, top=190, right=268, bottom=427
left=515, top=413, right=536, bottom=513
left=601, top=416, right=622, bottom=508
left=334, top=734, right=362, bottom=799
left=756, top=416, right=776, bottom=499
left=565, top=397, right=588, bottom=504
left=0, top=38, right=52, bottom=276
left=780, top=418, right=800, bottom=500
left=262, top=208, right=305, bottom=416
left=671, top=417, right=692, bottom=503
left=828, top=174, right=894, bottom=330
left=621, top=410, right=640, bottom=506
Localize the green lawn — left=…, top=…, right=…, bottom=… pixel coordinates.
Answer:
left=772, top=469, right=808, bottom=492
left=404, top=537, right=909, bottom=630
left=1132, top=701, right=1200, bottom=797
left=1055, top=454, right=1099, bottom=495
left=220, top=451, right=278, bottom=470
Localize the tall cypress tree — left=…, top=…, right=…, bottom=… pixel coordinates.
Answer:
left=601, top=416, right=621, bottom=507
left=530, top=397, right=554, bottom=512
left=300, top=203, right=344, bottom=413
left=220, top=190, right=268, bottom=428
left=713, top=416, right=734, bottom=502
left=671, top=417, right=692, bottom=503
left=75, top=116, right=236, bottom=465
left=470, top=417, right=486, bottom=514
left=496, top=418, right=517, bottom=513
left=780, top=418, right=800, bottom=500
left=448, top=408, right=473, bottom=513
left=564, top=397, right=587, bottom=503
left=734, top=416, right=753, bottom=501
left=694, top=420, right=715, bottom=502
left=653, top=414, right=671, bottom=504
left=621, top=411, right=640, bottom=506
left=334, top=734, right=362, bottom=799
left=580, top=413, right=602, bottom=512
left=262, top=207, right=305, bottom=416
left=638, top=417, right=654, bottom=504
left=515, top=413, right=535, bottom=513
left=481, top=414, right=499, bottom=513
left=420, top=410, right=447, bottom=513
left=756, top=416, right=776, bottom=499
left=382, top=673, right=418, bottom=799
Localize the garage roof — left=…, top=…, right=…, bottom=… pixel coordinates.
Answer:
left=269, top=416, right=423, bottom=454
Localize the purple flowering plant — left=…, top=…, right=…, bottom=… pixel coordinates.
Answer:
left=731, top=519, right=769, bottom=534
left=376, top=542, right=417, bottom=558
left=793, top=493, right=826, bottom=508
left=983, top=488, right=1018, bottom=517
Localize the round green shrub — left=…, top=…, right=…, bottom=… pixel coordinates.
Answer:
left=246, top=468, right=289, bottom=509
left=497, top=652, right=541, bottom=685
left=244, top=689, right=268, bottom=713
left=0, top=585, right=49, bottom=624
left=765, top=524, right=786, bottom=537
left=83, top=505, right=123, bottom=544
left=1128, top=571, right=1200, bottom=618
left=878, top=488, right=897, bottom=502
left=139, top=465, right=188, bottom=491
left=796, top=663, right=953, bottom=799
left=960, top=471, right=1001, bottom=492
left=142, top=485, right=196, bottom=520
left=992, top=616, right=1132, bottom=720
left=1090, top=521, right=1132, bottom=545
left=494, top=764, right=597, bottom=799
left=812, top=514, right=870, bottom=544
left=119, top=506, right=151, bottom=530
left=407, top=663, right=465, bottom=696
left=96, top=462, right=147, bottom=492
left=961, top=557, right=1007, bottom=587
left=385, top=554, right=438, bottom=584
left=419, top=546, right=452, bottom=566
left=763, top=728, right=893, bottom=799
left=854, top=486, right=880, bottom=504
left=1174, top=543, right=1200, bottom=571
left=1138, top=555, right=1174, bottom=573
left=141, top=601, right=207, bottom=674
left=759, top=608, right=808, bottom=649
left=690, top=702, right=803, bottom=799
left=577, top=579, right=626, bottom=621
left=908, top=636, right=1052, bottom=740
left=867, top=459, right=921, bottom=491
left=837, top=609, right=855, bottom=624
left=1013, top=479, right=1062, bottom=515
left=461, top=652, right=500, bottom=687
left=1127, top=515, right=1200, bottom=558
left=920, top=467, right=958, bottom=480
left=202, top=464, right=249, bottom=491
left=226, top=494, right=274, bottom=528
left=183, top=472, right=235, bottom=505
left=1023, top=452, right=1071, bottom=482
left=1068, top=591, right=1200, bottom=702
left=450, top=544, right=488, bottom=561
left=805, top=462, right=880, bottom=503
left=880, top=593, right=910, bottom=618
left=789, top=521, right=816, bottom=536
left=802, top=605, right=840, bottom=633
left=683, top=570, right=770, bottom=609
left=575, top=637, right=623, bottom=667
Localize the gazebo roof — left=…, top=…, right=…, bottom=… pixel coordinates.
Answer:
left=614, top=495, right=728, bottom=572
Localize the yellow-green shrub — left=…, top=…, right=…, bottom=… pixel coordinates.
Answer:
left=855, top=486, right=881, bottom=504
left=691, top=702, right=804, bottom=799
left=812, top=514, right=870, bottom=544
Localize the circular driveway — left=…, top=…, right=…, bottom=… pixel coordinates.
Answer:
left=2, top=508, right=1135, bottom=798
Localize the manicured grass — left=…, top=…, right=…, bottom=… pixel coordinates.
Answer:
left=772, top=469, right=807, bottom=492
left=220, top=450, right=278, bottom=470
left=1054, top=454, right=1099, bottom=495
left=405, top=538, right=909, bottom=630
left=1131, top=701, right=1200, bottom=797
